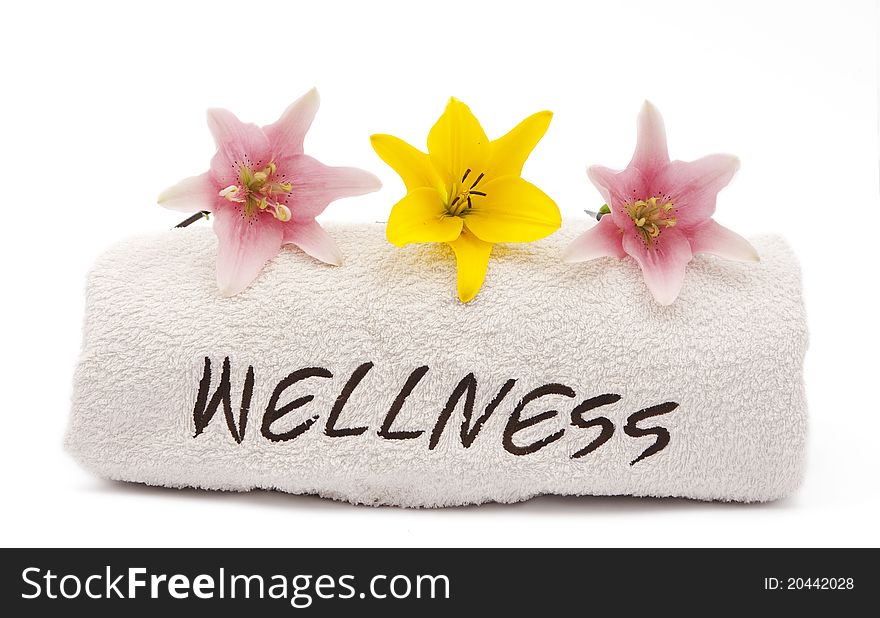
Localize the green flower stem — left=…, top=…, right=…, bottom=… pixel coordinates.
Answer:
left=584, top=204, right=611, bottom=221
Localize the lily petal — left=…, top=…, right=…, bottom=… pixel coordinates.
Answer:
left=688, top=219, right=759, bottom=261
left=207, top=108, right=271, bottom=186
left=587, top=165, right=649, bottom=230
left=487, top=111, right=552, bottom=178
left=586, top=165, right=617, bottom=208
left=212, top=206, right=284, bottom=297
left=158, top=172, right=216, bottom=212
left=262, top=88, right=320, bottom=157
left=629, top=100, right=670, bottom=175
left=283, top=218, right=344, bottom=266
left=654, top=154, right=740, bottom=228
left=561, top=215, right=626, bottom=262
left=282, top=154, right=382, bottom=220
left=386, top=187, right=463, bottom=247
left=427, top=97, right=490, bottom=185
left=370, top=134, right=443, bottom=192
left=463, top=176, right=561, bottom=243
left=622, top=228, right=693, bottom=305
left=448, top=229, right=493, bottom=303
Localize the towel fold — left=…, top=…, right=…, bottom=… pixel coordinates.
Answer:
left=65, top=221, right=808, bottom=506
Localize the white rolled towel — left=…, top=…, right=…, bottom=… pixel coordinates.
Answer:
left=66, top=221, right=808, bottom=506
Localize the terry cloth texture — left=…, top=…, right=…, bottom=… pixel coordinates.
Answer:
left=66, top=221, right=808, bottom=506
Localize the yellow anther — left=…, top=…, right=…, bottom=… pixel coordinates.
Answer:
left=227, top=161, right=293, bottom=218
left=627, top=195, right=677, bottom=246
left=274, top=203, right=292, bottom=222
left=219, top=185, right=240, bottom=200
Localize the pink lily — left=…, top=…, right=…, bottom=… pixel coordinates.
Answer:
left=562, top=102, right=758, bottom=305
left=158, top=89, right=381, bottom=296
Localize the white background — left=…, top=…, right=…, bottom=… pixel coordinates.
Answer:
left=0, top=0, right=877, bottom=547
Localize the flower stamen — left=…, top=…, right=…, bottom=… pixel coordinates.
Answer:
left=626, top=196, right=677, bottom=246
left=448, top=168, right=488, bottom=216
left=233, top=161, right=295, bottom=219
left=219, top=184, right=244, bottom=202
left=274, top=203, right=292, bottom=222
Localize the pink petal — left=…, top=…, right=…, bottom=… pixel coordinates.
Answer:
left=586, top=165, right=617, bottom=206
left=622, top=228, right=693, bottom=305
left=688, top=219, right=759, bottom=261
left=629, top=101, right=669, bottom=175
left=561, top=215, right=626, bottom=262
left=653, top=154, right=740, bottom=229
left=206, top=108, right=271, bottom=186
left=280, top=155, right=381, bottom=220
left=262, top=88, right=320, bottom=158
left=157, top=172, right=216, bottom=212
left=587, top=165, right=648, bottom=230
left=212, top=206, right=284, bottom=297
left=282, top=218, right=343, bottom=266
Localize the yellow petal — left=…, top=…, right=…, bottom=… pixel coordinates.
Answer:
left=463, top=176, right=561, bottom=243
left=370, top=134, right=443, bottom=193
left=427, top=98, right=490, bottom=186
left=448, top=229, right=493, bottom=303
left=487, top=111, right=552, bottom=178
left=387, top=187, right=463, bottom=247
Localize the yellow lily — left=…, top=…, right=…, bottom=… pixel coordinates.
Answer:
left=371, top=98, right=561, bottom=302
